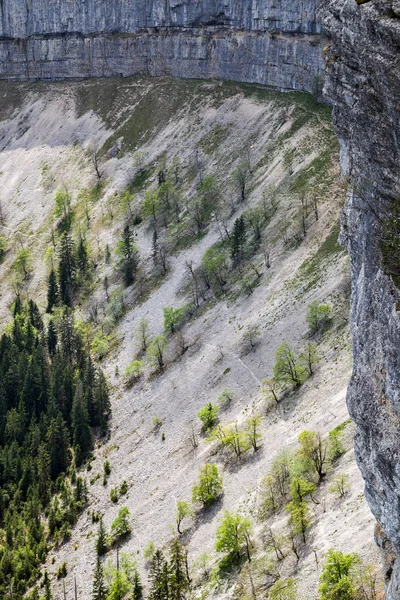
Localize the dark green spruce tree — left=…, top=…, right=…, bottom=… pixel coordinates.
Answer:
left=149, top=550, right=170, bottom=600
left=46, top=268, right=59, bottom=313
left=92, top=554, right=107, bottom=600
left=58, top=233, right=76, bottom=307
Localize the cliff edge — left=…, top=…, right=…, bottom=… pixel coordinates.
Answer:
left=0, top=0, right=324, bottom=93
left=320, top=1, right=400, bottom=597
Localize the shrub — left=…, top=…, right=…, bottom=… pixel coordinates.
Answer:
left=198, top=402, right=219, bottom=432
left=217, top=388, right=236, bottom=409
left=328, top=426, right=345, bottom=461
left=152, top=417, right=163, bottom=432
left=56, top=562, right=68, bottom=579
left=110, top=488, right=119, bottom=503
left=0, top=234, right=7, bottom=260
left=124, top=360, right=143, bottom=386
left=307, top=300, right=333, bottom=333
left=329, top=473, right=350, bottom=499
left=119, top=481, right=128, bottom=496
left=269, top=578, right=297, bottom=600
left=110, top=507, right=132, bottom=542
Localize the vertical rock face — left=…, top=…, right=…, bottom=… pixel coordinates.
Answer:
left=319, top=1, right=400, bottom=596
left=0, top=0, right=325, bottom=93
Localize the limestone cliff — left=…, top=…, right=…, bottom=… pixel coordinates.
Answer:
left=0, top=0, right=324, bottom=92
left=319, top=1, right=400, bottom=597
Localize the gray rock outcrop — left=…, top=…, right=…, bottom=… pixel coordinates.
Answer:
left=0, top=0, right=325, bottom=93
left=319, top=1, right=400, bottom=596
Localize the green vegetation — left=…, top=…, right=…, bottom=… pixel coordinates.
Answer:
left=198, top=402, right=219, bottom=432
left=215, top=510, right=253, bottom=562
left=192, top=464, right=223, bottom=508
left=307, top=300, right=333, bottom=333
left=176, top=500, right=193, bottom=534
left=0, top=299, right=110, bottom=597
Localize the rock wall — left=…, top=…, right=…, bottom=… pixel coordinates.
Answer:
left=319, top=1, right=400, bottom=596
left=0, top=0, right=325, bottom=93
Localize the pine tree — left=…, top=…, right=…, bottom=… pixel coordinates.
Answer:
left=72, top=380, right=92, bottom=465
left=47, top=319, right=58, bottom=356
left=117, top=224, right=138, bottom=286
left=149, top=550, right=169, bottom=600
left=169, top=538, right=189, bottom=600
left=47, top=412, right=70, bottom=478
left=132, top=569, right=143, bottom=600
left=92, top=554, right=107, bottom=600
left=93, top=369, right=111, bottom=434
left=96, top=517, right=108, bottom=556
left=77, top=235, right=89, bottom=274
left=230, top=216, right=246, bottom=261
left=58, top=233, right=76, bottom=307
left=46, top=268, right=59, bottom=313
left=43, top=570, right=52, bottom=600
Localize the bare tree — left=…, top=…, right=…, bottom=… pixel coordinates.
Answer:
left=87, top=143, right=102, bottom=183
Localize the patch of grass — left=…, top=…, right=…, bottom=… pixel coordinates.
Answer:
left=290, top=149, right=335, bottom=195
left=291, top=224, right=345, bottom=294
left=128, top=168, right=152, bottom=193
left=199, top=124, right=230, bottom=155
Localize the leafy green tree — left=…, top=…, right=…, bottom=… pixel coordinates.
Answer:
left=319, top=549, right=359, bottom=600
left=176, top=501, right=193, bottom=534
left=300, top=341, right=320, bottom=376
left=110, top=507, right=131, bottom=542
left=54, top=188, right=72, bottom=230
left=245, top=415, right=262, bottom=452
left=197, top=402, right=219, bottom=432
left=135, top=318, right=151, bottom=353
left=273, top=341, right=306, bottom=388
left=307, top=300, right=333, bottom=333
left=116, top=225, right=138, bottom=286
left=192, top=464, right=223, bottom=507
left=298, top=430, right=328, bottom=482
left=106, top=568, right=130, bottom=600
left=202, top=245, right=227, bottom=291
left=328, top=426, right=345, bottom=461
left=46, top=268, right=59, bottom=313
left=147, top=336, right=168, bottom=371
left=142, top=190, right=160, bottom=223
left=93, top=554, right=108, bottom=600
left=215, top=422, right=250, bottom=458
left=290, top=477, right=315, bottom=504
left=163, top=306, right=185, bottom=336
left=329, top=473, right=351, bottom=499
left=215, top=510, right=253, bottom=561
left=14, top=246, right=32, bottom=280
left=286, top=501, right=311, bottom=544
left=261, top=377, right=281, bottom=406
